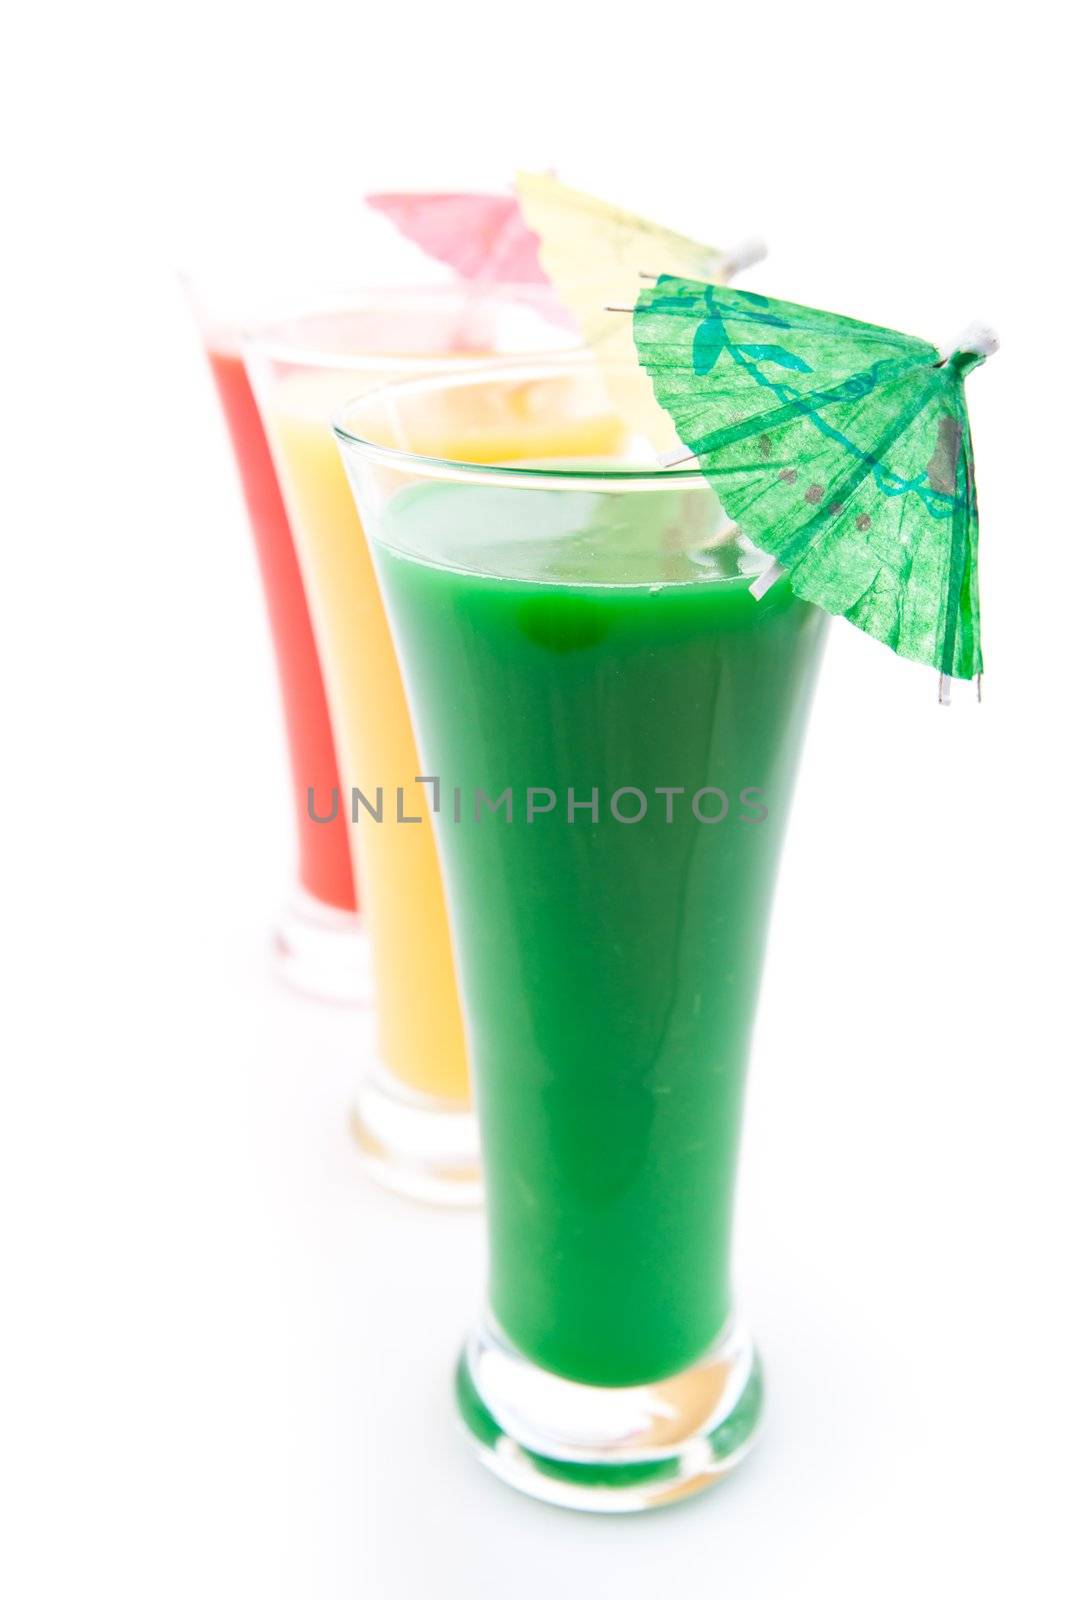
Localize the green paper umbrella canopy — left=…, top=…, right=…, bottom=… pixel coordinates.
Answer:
left=632, top=277, right=996, bottom=682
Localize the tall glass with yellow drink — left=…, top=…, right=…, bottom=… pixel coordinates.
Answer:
left=245, top=289, right=612, bottom=1202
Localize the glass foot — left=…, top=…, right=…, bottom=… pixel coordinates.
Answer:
left=271, top=886, right=372, bottom=1007
left=456, top=1314, right=762, bottom=1513
left=350, top=1066, right=482, bottom=1207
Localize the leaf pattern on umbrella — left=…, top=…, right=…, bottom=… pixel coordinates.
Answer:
left=633, top=277, right=988, bottom=681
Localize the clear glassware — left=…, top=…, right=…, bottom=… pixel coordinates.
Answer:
left=186, top=277, right=369, bottom=1006
left=245, top=287, right=580, bottom=1204
left=336, top=357, right=827, bottom=1509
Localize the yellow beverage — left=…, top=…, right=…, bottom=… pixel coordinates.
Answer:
left=270, top=367, right=468, bottom=1100
left=247, top=293, right=621, bottom=1129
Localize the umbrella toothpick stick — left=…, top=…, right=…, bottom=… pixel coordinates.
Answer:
left=659, top=443, right=697, bottom=468
left=750, top=560, right=787, bottom=601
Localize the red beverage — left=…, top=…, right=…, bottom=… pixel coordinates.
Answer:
left=205, top=342, right=355, bottom=912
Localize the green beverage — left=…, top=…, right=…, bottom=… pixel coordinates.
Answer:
left=336, top=361, right=826, bottom=1512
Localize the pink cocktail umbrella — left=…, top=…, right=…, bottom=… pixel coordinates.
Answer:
left=366, top=191, right=550, bottom=286
left=366, top=190, right=575, bottom=351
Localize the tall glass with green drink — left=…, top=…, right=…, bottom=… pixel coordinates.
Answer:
left=336, top=359, right=827, bottom=1512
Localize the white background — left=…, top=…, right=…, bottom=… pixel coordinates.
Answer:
left=2, top=3, right=1064, bottom=1596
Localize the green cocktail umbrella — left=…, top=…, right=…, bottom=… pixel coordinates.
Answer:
left=632, top=277, right=997, bottom=691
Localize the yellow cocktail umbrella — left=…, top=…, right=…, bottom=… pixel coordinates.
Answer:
left=515, top=172, right=764, bottom=450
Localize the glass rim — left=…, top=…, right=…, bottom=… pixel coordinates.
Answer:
left=241, top=282, right=580, bottom=373
left=331, top=355, right=709, bottom=488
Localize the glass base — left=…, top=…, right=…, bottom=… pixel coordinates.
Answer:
left=350, top=1066, right=482, bottom=1207
left=456, top=1314, right=762, bottom=1513
left=271, top=886, right=372, bottom=1007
